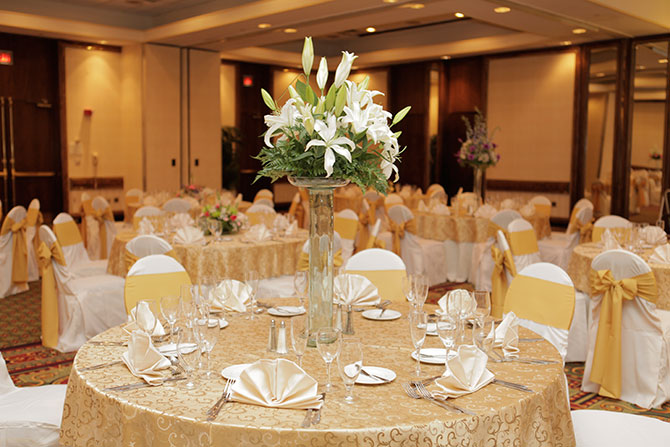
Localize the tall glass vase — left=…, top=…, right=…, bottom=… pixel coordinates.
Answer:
left=288, top=177, right=348, bottom=346
left=472, top=166, right=485, bottom=206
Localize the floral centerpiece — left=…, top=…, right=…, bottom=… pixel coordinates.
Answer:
left=650, top=150, right=662, bottom=168
left=179, top=184, right=203, bottom=199
left=200, top=202, right=242, bottom=235
left=457, top=109, right=500, bottom=201
left=254, top=37, right=410, bottom=341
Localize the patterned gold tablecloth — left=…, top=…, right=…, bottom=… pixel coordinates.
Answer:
left=566, top=242, right=670, bottom=310
left=107, top=230, right=308, bottom=283
left=61, top=302, right=574, bottom=447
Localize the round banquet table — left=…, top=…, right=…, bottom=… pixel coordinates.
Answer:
left=566, top=242, right=670, bottom=310
left=107, top=230, right=308, bottom=283
left=60, top=302, right=574, bottom=447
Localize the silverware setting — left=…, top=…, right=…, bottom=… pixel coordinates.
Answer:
left=376, top=300, right=392, bottom=318
left=492, top=379, right=534, bottom=393
left=301, top=409, right=313, bottom=428
left=360, top=368, right=391, bottom=383
left=402, top=381, right=473, bottom=415
left=88, top=341, right=126, bottom=347
left=104, top=375, right=185, bottom=392
left=80, top=360, right=123, bottom=372
left=519, top=337, right=544, bottom=343
left=207, top=378, right=236, bottom=421
left=312, top=392, right=326, bottom=425
left=413, top=382, right=476, bottom=416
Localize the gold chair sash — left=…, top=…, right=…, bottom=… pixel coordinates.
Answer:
left=356, top=209, right=371, bottom=252
left=591, top=227, right=630, bottom=244
left=334, top=216, right=358, bottom=241
left=533, top=203, right=552, bottom=217
left=91, top=206, right=114, bottom=258
left=53, top=220, right=83, bottom=247
left=388, top=218, right=417, bottom=256
left=297, top=250, right=343, bottom=272
left=1, top=216, right=28, bottom=285
left=26, top=207, right=44, bottom=259
left=345, top=269, right=406, bottom=303
left=124, top=248, right=180, bottom=274
left=37, top=240, right=66, bottom=349
left=504, top=275, right=575, bottom=330
left=124, top=271, right=192, bottom=314
left=365, top=236, right=386, bottom=250
left=487, top=221, right=511, bottom=243
left=80, top=200, right=95, bottom=245
left=508, top=229, right=539, bottom=256
left=491, top=245, right=517, bottom=318
left=588, top=269, right=657, bottom=399
left=566, top=214, right=593, bottom=242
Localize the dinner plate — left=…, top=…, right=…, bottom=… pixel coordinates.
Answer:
left=355, top=366, right=396, bottom=385
left=267, top=306, right=306, bottom=317
left=411, top=348, right=447, bottom=365
left=221, top=363, right=251, bottom=381
left=158, top=343, right=198, bottom=356
left=362, top=309, right=402, bottom=321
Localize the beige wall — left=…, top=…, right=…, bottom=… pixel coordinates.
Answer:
left=220, top=62, right=236, bottom=127
left=631, top=101, right=665, bottom=168
left=120, top=44, right=143, bottom=190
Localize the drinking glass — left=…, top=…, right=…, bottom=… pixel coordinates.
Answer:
left=401, top=275, right=415, bottom=309
left=244, top=271, right=260, bottom=320
left=447, top=290, right=475, bottom=345
left=293, top=270, right=308, bottom=311
left=207, top=219, right=221, bottom=242
left=195, top=318, right=218, bottom=379
left=290, top=315, right=308, bottom=367
left=160, top=295, right=180, bottom=342
left=176, top=323, right=199, bottom=389
left=316, top=327, right=341, bottom=392
left=474, top=318, right=494, bottom=359
left=436, top=314, right=458, bottom=362
left=472, top=291, right=491, bottom=326
left=337, top=337, right=363, bottom=403
left=180, top=284, right=195, bottom=325
left=412, top=274, right=429, bottom=310
left=409, top=310, right=427, bottom=377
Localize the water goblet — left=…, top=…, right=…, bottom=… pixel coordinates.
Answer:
left=474, top=318, right=494, bottom=360
left=401, top=275, right=416, bottom=309
left=160, top=295, right=180, bottom=342
left=412, top=274, right=429, bottom=310
left=409, top=310, right=427, bottom=377
left=207, top=219, right=222, bottom=242
left=436, top=314, right=458, bottom=364
left=195, top=318, right=218, bottom=379
left=447, top=289, right=475, bottom=345
left=176, top=323, right=199, bottom=389
left=337, top=337, right=363, bottom=403
left=316, top=327, right=341, bottom=392
left=293, top=270, right=308, bottom=311
left=244, top=271, right=260, bottom=320
left=290, top=315, right=308, bottom=367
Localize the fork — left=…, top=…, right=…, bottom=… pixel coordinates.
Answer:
left=401, top=382, right=461, bottom=414
left=311, top=392, right=326, bottom=425
left=413, top=382, right=476, bottom=416
left=207, top=379, right=235, bottom=421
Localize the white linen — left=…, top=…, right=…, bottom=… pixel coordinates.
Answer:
left=170, top=213, right=194, bottom=229
left=244, top=224, right=272, bottom=242
left=417, top=201, right=428, bottom=212
left=211, top=279, right=250, bottom=312
left=474, top=204, right=496, bottom=218
left=649, top=244, right=670, bottom=264
left=519, top=203, right=535, bottom=218
left=434, top=345, right=494, bottom=398
left=333, top=274, right=379, bottom=306
left=285, top=221, right=298, bottom=236
left=602, top=228, right=621, bottom=250
left=431, top=204, right=450, bottom=215
left=138, top=218, right=155, bottom=235
left=493, top=311, right=519, bottom=358
left=121, top=330, right=171, bottom=385
left=436, top=289, right=472, bottom=316
left=272, top=214, right=289, bottom=233
left=123, top=301, right=166, bottom=336
left=173, top=226, right=205, bottom=245
left=643, top=227, right=667, bottom=246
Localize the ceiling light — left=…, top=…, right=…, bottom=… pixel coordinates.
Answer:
left=441, top=55, right=451, bottom=60
left=596, top=72, right=605, bottom=77
left=637, top=65, right=646, bottom=70
left=99, top=40, right=107, bottom=44
left=283, top=28, right=297, bottom=33
left=366, top=27, right=377, bottom=33
left=257, top=23, right=271, bottom=29
left=86, top=46, right=93, bottom=50
left=400, top=3, right=424, bottom=9
left=383, top=0, right=398, bottom=3
left=560, top=41, right=572, bottom=46
left=283, top=68, right=289, bottom=72
left=572, top=28, right=586, bottom=34
left=494, top=6, right=511, bottom=13
left=454, top=12, right=465, bottom=18
left=659, top=58, right=669, bottom=64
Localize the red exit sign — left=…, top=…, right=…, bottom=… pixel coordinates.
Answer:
left=0, top=51, right=12, bottom=66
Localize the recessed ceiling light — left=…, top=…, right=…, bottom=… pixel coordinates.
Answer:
left=572, top=28, right=587, bottom=34
left=383, top=0, right=398, bottom=3
left=659, top=58, right=669, bottom=64
left=441, top=55, right=451, bottom=60
left=283, top=28, right=297, bottom=33
left=494, top=6, right=511, bottom=13
left=366, top=27, right=377, bottom=33
left=596, top=72, right=605, bottom=77
left=258, top=23, right=271, bottom=29
left=99, top=40, right=107, bottom=44
left=560, top=40, right=572, bottom=46
left=637, top=65, right=646, bottom=70
left=400, top=3, right=424, bottom=9
left=86, top=45, right=93, bottom=50
left=283, top=68, right=289, bottom=72
left=454, top=12, right=465, bottom=18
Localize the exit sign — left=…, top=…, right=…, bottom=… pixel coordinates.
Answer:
left=0, top=51, right=12, bottom=66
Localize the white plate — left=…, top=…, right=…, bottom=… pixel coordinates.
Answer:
left=362, top=309, right=402, bottom=321
left=411, top=348, right=447, bottom=365
left=425, top=322, right=438, bottom=336
left=355, top=366, right=396, bottom=385
left=158, top=343, right=198, bottom=356
left=267, top=306, right=306, bottom=317
left=221, top=363, right=251, bottom=381
left=219, top=319, right=229, bottom=329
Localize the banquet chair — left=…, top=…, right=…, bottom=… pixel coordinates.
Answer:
left=344, top=248, right=406, bottom=303
left=124, top=254, right=192, bottom=314
left=124, top=188, right=143, bottom=223
left=504, top=262, right=576, bottom=361
left=529, top=195, right=552, bottom=218
left=455, top=192, right=478, bottom=216
left=591, top=215, right=632, bottom=243
left=246, top=203, right=277, bottom=227
left=363, top=190, right=386, bottom=228
left=428, top=189, right=448, bottom=208
left=539, top=205, right=593, bottom=270
left=38, top=225, right=126, bottom=352
left=550, top=198, right=594, bottom=242
left=25, top=198, right=43, bottom=281
left=630, top=170, right=650, bottom=214
left=426, top=183, right=445, bottom=198
left=287, top=192, right=301, bottom=219
left=378, top=204, right=447, bottom=286
left=507, top=218, right=541, bottom=271
left=52, top=213, right=107, bottom=278
left=162, top=197, right=193, bottom=214
left=500, top=198, right=516, bottom=210
left=133, top=205, right=163, bottom=231
left=490, top=229, right=516, bottom=318
left=254, top=198, right=274, bottom=208
left=254, top=189, right=274, bottom=203
left=334, top=209, right=358, bottom=260
left=0, top=206, right=29, bottom=297
left=384, top=193, right=403, bottom=210
left=581, top=249, right=670, bottom=408
left=124, top=235, right=177, bottom=273
left=0, top=352, right=67, bottom=447
left=571, top=410, right=670, bottom=447
left=88, top=196, right=117, bottom=260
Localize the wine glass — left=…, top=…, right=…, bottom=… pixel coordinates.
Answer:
left=472, top=291, right=491, bottom=325
left=290, top=315, right=308, bottom=367
left=447, top=289, right=475, bottom=345
left=180, top=284, right=195, bottom=325
left=176, top=323, right=199, bottom=389
left=195, top=317, right=218, bottom=379
left=244, top=271, right=260, bottom=320
left=316, top=327, right=341, bottom=392
left=412, top=274, right=429, bottom=310
left=207, top=219, right=221, bottom=242
left=474, top=318, right=494, bottom=359
left=409, top=310, right=427, bottom=377
left=436, top=314, right=458, bottom=363
left=293, top=270, right=308, bottom=311
left=160, top=295, right=180, bottom=342
left=337, top=337, right=363, bottom=403
left=401, top=275, right=416, bottom=309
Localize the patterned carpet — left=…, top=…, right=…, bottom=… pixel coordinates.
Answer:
left=1, top=280, right=669, bottom=420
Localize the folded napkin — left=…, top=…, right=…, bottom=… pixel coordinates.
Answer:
left=333, top=274, right=380, bottom=306
left=434, top=345, right=495, bottom=398
left=143, top=196, right=158, bottom=207
left=436, top=289, right=473, bottom=315
left=601, top=228, right=621, bottom=251
left=284, top=221, right=298, bottom=237
left=500, top=198, right=516, bottom=210
left=230, top=359, right=322, bottom=409
left=170, top=212, right=194, bottom=229
left=173, top=226, right=205, bottom=245
left=643, top=226, right=667, bottom=246
left=520, top=203, right=535, bottom=218
left=491, top=311, right=519, bottom=358
left=121, top=330, right=171, bottom=385
left=138, top=218, right=155, bottom=235
left=244, top=224, right=272, bottom=242
left=123, top=301, right=166, bottom=336
left=649, top=243, right=670, bottom=264
left=211, top=279, right=251, bottom=313
left=432, top=203, right=451, bottom=215
left=474, top=204, right=497, bottom=218
left=417, top=201, right=428, bottom=212
left=273, top=214, right=289, bottom=233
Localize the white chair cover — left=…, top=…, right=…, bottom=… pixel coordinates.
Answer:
left=539, top=206, right=593, bottom=270
left=571, top=410, right=670, bottom=447
left=162, top=198, right=193, bottom=214
left=254, top=198, right=274, bottom=208
left=581, top=249, right=670, bottom=409
left=124, top=254, right=190, bottom=313
left=26, top=199, right=41, bottom=282
left=52, top=213, right=107, bottom=278
left=0, top=206, right=29, bottom=297
left=507, top=218, right=542, bottom=271
left=135, top=206, right=163, bottom=218
left=39, top=225, right=126, bottom=352
left=0, top=352, right=67, bottom=447
left=246, top=203, right=277, bottom=227
left=592, top=215, right=632, bottom=243
left=344, top=248, right=406, bottom=303
left=334, top=209, right=358, bottom=262
left=254, top=189, right=274, bottom=203
left=126, top=235, right=173, bottom=259
left=384, top=193, right=403, bottom=210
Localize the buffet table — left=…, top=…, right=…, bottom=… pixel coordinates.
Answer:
left=60, top=302, right=574, bottom=446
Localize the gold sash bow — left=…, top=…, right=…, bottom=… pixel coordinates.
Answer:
left=124, top=271, right=192, bottom=314
left=1, top=216, right=28, bottom=285
left=124, top=248, right=179, bottom=274
left=37, top=241, right=66, bottom=349
left=91, top=207, right=114, bottom=258
left=26, top=208, right=44, bottom=258
left=509, top=229, right=539, bottom=256
left=365, top=235, right=386, bottom=250
left=491, top=245, right=516, bottom=318
left=588, top=269, right=657, bottom=399
left=297, top=250, right=343, bottom=272
left=389, top=218, right=417, bottom=256
left=487, top=221, right=511, bottom=244
left=356, top=209, right=371, bottom=252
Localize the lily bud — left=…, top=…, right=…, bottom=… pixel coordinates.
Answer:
left=316, top=57, right=328, bottom=91
left=302, top=37, right=314, bottom=77
left=334, top=51, right=357, bottom=88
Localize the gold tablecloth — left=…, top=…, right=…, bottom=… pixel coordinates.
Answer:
left=61, top=302, right=574, bottom=447
left=566, top=242, right=670, bottom=310
left=107, top=230, right=308, bottom=283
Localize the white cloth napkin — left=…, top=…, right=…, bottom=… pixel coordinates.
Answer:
left=284, top=221, right=299, bottom=237
left=138, top=218, right=155, bottom=235
left=433, top=345, right=495, bottom=398
left=244, top=224, right=272, bottom=242
left=123, top=301, right=166, bottom=336
left=474, top=204, right=497, bottom=218
left=520, top=203, right=535, bottom=218
left=333, top=274, right=380, bottom=306
left=432, top=204, right=451, bottom=215
left=643, top=226, right=667, bottom=246
left=230, top=359, right=322, bottom=409
left=491, top=311, right=519, bottom=358
left=601, top=228, right=621, bottom=251
left=436, top=289, right=473, bottom=315
left=417, top=201, right=428, bottom=212
left=649, top=244, right=670, bottom=264
left=173, top=226, right=205, bottom=245
left=211, top=279, right=251, bottom=312
left=273, top=214, right=289, bottom=234
left=121, top=330, right=171, bottom=385
left=500, top=198, right=516, bottom=210
left=170, top=213, right=194, bottom=229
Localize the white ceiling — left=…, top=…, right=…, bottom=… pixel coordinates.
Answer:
left=0, top=0, right=668, bottom=67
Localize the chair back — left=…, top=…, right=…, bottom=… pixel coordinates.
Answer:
left=491, top=209, right=522, bottom=234
left=126, top=188, right=143, bottom=203
left=529, top=195, right=552, bottom=217
left=124, top=254, right=191, bottom=314
left=592, top=215, right=631, bottom=243
left=426, top=184, right=445, bottom=197
left=52, top=212, right=90, bottom=266
left=246, top=203, right=276, bottom=227
left=125, top=235, right=175, bottom=272
left=334, top=209, right=358, bottom=241
left=162, top=198, right=193, bottom=214
left=345, top=248, right=407, bottom=303
left=254, top=198, right=274, bottom=208
left=254, top=189, right=273, bottom=203
left=133, top=206, right=164, bottom=230
left=507, top=218, right=541, bottom=271
left=384, top=193, right=403, bottom=210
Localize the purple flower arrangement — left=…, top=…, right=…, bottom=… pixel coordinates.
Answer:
left=457, top=109, right=500, bottom=169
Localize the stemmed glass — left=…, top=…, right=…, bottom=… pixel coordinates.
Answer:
left=293, top=271, right=308, bottom=311
left=436, top=314, right=458, bottom=364
left=316, top=327, right=341, bottom=392
left=180, top=284, right=195, bottom=326
left=471, top=290, right=491, bottom=343
left=474, top=318, right=494, bottom=360
left=337, top=337, right=363, bottom=403
left=409, top=310, right=427, bottom=377
left=176, top=323, right=199, bottom=389
left=447, top=290, right=475, bottom=346
left=160, top=295, right=180, bottom=342
left=412, top=275, right=429, bottom=310
left=401, top=275, right=416, bottom=309
left=207, top=219, right=222, bottom=242
left=195, top=318, right=218, bottom=379
left=290, top=315, right=308, bottom=367
left=244, top=271, right=260, bottom=320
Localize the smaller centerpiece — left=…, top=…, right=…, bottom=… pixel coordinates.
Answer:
left=201, top=202, right=243, bottom=236
left=457, top=109, right=500, bottom=202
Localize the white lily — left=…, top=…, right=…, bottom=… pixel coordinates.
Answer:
left=316, top=57, right=328, bottom=91
left=334, top=51, right=357, bottom=88
left=306, top=114, right=355, bottom=177
left=302, top=37, right=313, bottom=77
left=340, top=104, right=370, bottom=135
left=264, top=99, right=299, bottom=147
